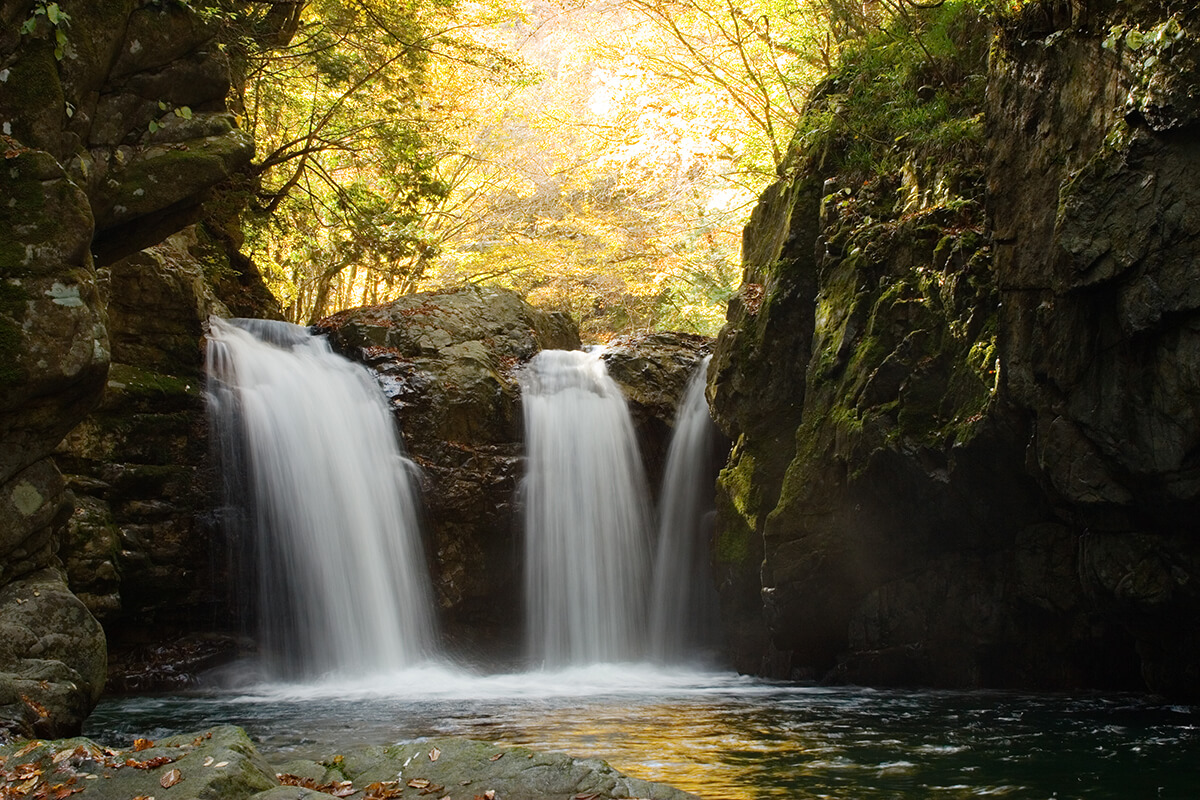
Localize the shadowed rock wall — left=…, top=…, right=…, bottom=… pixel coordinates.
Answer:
left=0, top=0, right=255, bottom=733
left=710, top=0, right=1200, bottom=696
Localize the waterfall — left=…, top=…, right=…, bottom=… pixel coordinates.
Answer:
left=520, top=349, right=653, bottom=666
left=650, top=356, right=721, bottom=662
left=206, top=317, right=436, bottom=678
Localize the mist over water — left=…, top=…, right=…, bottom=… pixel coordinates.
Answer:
left=519, top=349, right=654, bottom=665
left=206, top=317, right=436, bottom=678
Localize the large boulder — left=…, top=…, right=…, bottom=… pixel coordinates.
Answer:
left=601, top=332, right=715, bottom=495
left=317, top=285, right=579, bottom=657
left=0, top=568, right=106, bottom=739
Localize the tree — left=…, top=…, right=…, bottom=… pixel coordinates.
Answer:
left=214, top=0, right=526, bottom=323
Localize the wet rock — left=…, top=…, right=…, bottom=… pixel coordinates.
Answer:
left=0, top=728, right=696, bottom=800
left=317, top=285, right=579, bottom=658
left=601, top=332, right=714, bottom=494
left=277, top=737, right=698, bottom=800
left=104, top=634, right=241, bottom=694
left=0, top=725, right=276, bottom=799
left=0, top=568, right=106, bottom=739
left=987, top=3, right=1200, bottom=696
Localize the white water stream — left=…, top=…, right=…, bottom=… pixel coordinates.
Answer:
left=206, top=317, right=436, bottom=678
left=650, top=355, right=721, bottom=661
left=519, top=349, right=654, bottom=665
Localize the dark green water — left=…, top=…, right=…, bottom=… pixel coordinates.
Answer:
left=83, top=665, right=1200, bottom=799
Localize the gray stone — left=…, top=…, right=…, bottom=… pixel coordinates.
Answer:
left=295, top=737, right=698, bottom=800
left=0, top=725, right=277, bottom=799
left=0, top=568, right=106, bottom=738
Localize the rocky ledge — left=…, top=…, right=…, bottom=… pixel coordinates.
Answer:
left=0, top=726, right=696, bottom=800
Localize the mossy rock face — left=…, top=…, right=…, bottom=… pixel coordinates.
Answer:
left=2, top=0, right=258, bottom=732
left=0, top=725, right=278, bottom=799
left=705, top=0, right=1200, bottom=691
left=0, top=459, right=68, bottom=584
left=279, top=737, right=698, bottom=800
left=0, top=728, right=698, bottom=800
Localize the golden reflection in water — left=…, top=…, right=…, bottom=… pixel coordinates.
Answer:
left=489, top=700, right=803, bottom=800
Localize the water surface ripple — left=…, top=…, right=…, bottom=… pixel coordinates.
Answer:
left=84, top=666, right=1200, bottom=799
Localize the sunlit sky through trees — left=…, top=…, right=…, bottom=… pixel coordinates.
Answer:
left=241, top=0, right=834, bottom=338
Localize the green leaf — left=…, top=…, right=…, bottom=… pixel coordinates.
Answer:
left=20, top=17, right=36, bottom=35
left=149, top=120, right=160, bottom=133
left=46, top=3, right=60, bottom=24
left=174, top=105, right=193, bottom=120
left=159, top=100, right=168, bottom=111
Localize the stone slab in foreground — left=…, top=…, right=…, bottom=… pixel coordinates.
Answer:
left=0, top=725, right=699, bottom=800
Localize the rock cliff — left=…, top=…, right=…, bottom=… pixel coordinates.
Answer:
left=0, top=0, right=259, bottom=733
left=711, top=0, right=1200, bottom=696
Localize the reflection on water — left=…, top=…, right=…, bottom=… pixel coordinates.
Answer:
left=84, top=665, right=1200, bottom=799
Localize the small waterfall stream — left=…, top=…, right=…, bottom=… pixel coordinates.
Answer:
left=649, top=355, right=721, bottom=661
left=206, top=317, right=436, bottom=678
left=519, top=349, right=653, bottom=665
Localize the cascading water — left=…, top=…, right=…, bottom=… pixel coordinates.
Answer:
left=649, top=355, right=722, bottom=662
left=520, top=349, right=653, bottom=666
left=206, top=317, right=436, bottom=678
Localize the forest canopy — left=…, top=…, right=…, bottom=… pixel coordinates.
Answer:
left=215, top=0, right=1023, bottom=339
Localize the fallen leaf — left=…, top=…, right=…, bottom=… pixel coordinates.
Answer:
left=363, top=780, right=403, bottom=800
left=330, top=780, right=356, bottom=797
left=16, top=741, right=42, bottom=757
left=131, top=796, right=155, bottom=800
left=214, top=761, right=228, bottom=768
left=278, top=774, right=319, bottom=789
left=419, top=784, right=445, bottom=796
left=133, top=739, right=154, bottom=752
left=485, top=792, right=496, bottom=800
left=489, top=752, right=504, bottom=762
left=15, top=763, right=43, bottom=779
left=408, top=778, right=431, bottom=789
left=574, top=793, right=601, bottom=800
left=16, top=776, right=39, bottom=793
left=22, top=695, right=50, bottom=718
left=160, top=768, right=182, bottom=788
left=125, top=756, right=174, bottom=770
left=428, top=747, right=440, bottom=762
left=203, top=756, right=214, bottom=767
